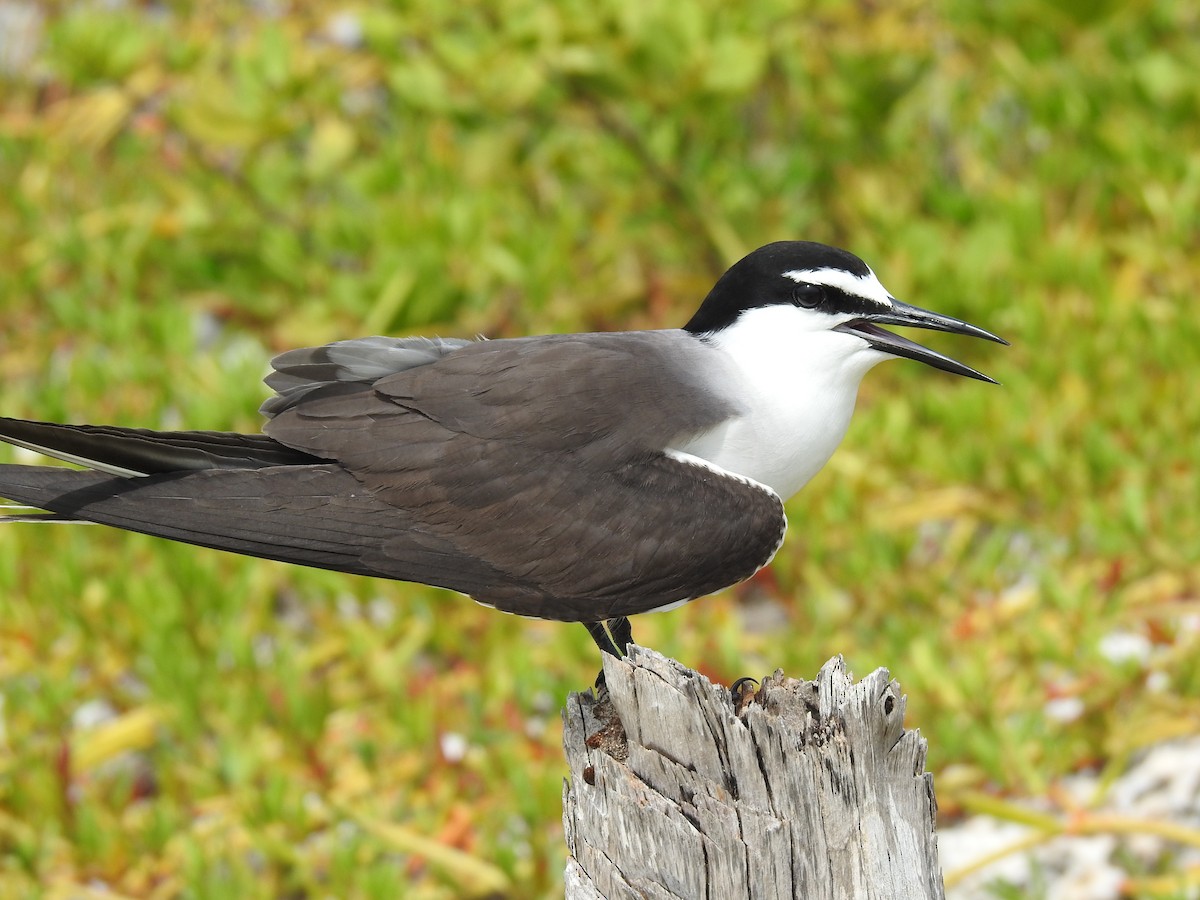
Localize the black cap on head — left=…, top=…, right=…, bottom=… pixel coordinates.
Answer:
left=683, top=241, right=877, bottom=335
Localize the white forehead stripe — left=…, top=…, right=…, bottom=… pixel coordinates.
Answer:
left=781, top=267, right=894, bottom=306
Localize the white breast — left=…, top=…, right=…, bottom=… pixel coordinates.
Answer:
left=672, top=304, right=886, bottom=499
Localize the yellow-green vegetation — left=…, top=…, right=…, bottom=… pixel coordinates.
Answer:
left=1, top=1, right=1197, bottom=897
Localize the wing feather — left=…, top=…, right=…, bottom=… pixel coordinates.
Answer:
left=1, top=331, right=785, bottom=621
left=263, top=331, right=784, bottom=620
left=0, top=417, right=314, bottom=476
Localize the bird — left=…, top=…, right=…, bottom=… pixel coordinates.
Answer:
left=0, top=241, right=1005, bottom=657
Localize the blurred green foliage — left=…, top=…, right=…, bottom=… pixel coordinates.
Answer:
left=0, top=0, right=1198, bottom=897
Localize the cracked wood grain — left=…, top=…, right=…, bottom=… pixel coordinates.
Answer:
left=562, top=646, right=944, bottom=900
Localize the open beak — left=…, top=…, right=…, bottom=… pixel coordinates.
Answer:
left=833, top=299, right=1008, bottom=383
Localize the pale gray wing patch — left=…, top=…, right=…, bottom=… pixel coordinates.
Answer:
left=261, top=336, right=474, bottom=419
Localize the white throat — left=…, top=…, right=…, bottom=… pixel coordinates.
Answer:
left=674, top=304, right=886, bottom=499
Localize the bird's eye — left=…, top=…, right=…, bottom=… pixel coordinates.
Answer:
left=791, top=284, right=825, bottom=308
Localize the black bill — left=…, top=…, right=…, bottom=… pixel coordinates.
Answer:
left=833, top=299, right=1007, bottom=383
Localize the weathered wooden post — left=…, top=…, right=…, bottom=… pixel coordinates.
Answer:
left=562, top=646, right=944, bottom=899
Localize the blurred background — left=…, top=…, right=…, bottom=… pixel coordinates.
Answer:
left=0, top=1, right=1197, bottom=897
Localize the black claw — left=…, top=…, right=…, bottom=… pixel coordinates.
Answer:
left=731, top=676, right=760, bottom=711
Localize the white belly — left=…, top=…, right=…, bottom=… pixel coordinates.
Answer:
left=672, top=307, right=883, bottom=499
left=674, top=377, right=859, bottom=499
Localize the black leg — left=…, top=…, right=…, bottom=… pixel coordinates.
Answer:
left=584, top=621, right=622, bottom=658
left=606, top=616, right=633, bottom=655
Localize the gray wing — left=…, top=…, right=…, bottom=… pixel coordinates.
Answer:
left=263, top=332, right=787, bottom=620
left=261, top=336, right=472, bottom=418
left=0, top=463, right=509, bottom=590
left=0, top=333, right=786, bottom=621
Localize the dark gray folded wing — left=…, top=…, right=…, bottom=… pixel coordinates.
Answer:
left=0, top=332, right=786, bottom=620
left=263, top=332, right=787, bottom=620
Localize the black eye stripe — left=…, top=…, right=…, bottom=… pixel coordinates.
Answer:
left=788, top=284, right=883, bottom=317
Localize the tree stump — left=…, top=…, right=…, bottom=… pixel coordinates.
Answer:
left=561, top=646, right=944, bottom=900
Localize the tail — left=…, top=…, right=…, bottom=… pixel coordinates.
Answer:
left=0, top=417, right=495, bottom=591
left=0, top=417, right=315, bottom=480
left=0, top=463, right=399, bottom=576
left=0, top=415, right=377, bottom=570
left=0, top=416, right=374, bottom=571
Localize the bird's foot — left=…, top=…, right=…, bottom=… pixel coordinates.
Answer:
left=731, top=676, right=760, bottom=713
left=584, top=617, right=635, bottom=689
